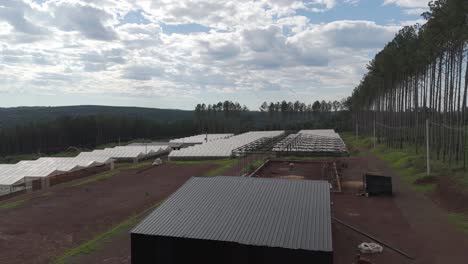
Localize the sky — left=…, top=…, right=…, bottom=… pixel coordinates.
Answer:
left=0, top=0, right=430, bottom=110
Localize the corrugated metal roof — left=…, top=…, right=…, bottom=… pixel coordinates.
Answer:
left=132, top=176, right=332, bottom=252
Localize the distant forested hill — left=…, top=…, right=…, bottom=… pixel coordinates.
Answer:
left=0, top=104, right=351, bottom=157
left=0, top=105, right=194, bottom=127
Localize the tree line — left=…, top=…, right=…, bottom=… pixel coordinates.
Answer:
left=259, top=99, right=350, bottom=114
left=0, top=115, right=196, bottom=157
left=0, top=98, right=353, bottom=157
left=350, top=0, right=468, bottom=166
left=194, top=99, right=352, bottom=133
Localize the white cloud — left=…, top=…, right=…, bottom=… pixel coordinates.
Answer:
left=344, top=0, right=360, bottom=6
left=0, top=0, right=410, bottom=109
left=383, top=0, right=429, bottom=8
left=318, top=20, right=399, bottom=49
left=403, top=8, right=427, bottom=15
left=48, top=1, right=118, bottom=41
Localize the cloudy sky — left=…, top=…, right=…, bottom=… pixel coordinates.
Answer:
left=0, top=0, right=429, bottom=110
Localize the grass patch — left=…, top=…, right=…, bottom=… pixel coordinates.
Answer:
left=341, top=132, right=468, bottom=235
left=168, top=160, right=215, bottom=165
left=40, top=191, right=53, bottom=197
left=240, top=159, right=266, bottom=175
left=0, top=199, right=27, bottom=210
left=448, top=213, right=468, bottom=234
left=277, top=156, right=334, bottom=161
left=168, top=159, right=239, bottom=176
left=203, top=159, right=239, bottom=177
left=54, top=201, right=163, bottom=264
left=54, top=214, right=140, bottom=264
left=120, top=161, right=153, bottom=170
left=168, top=159, right=231, bottom=165
left=72, top=170, right=120, bottom=187
left=413, top=183, right=437, bottom=193
left=341, top=132, right=456, bottom=194
left=71, top=161, right=152, bottom=187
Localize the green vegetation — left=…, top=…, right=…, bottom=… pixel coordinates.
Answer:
left=342, top=132, right=449, bottom=194
left=350, top=0, right=468, bottom=167
left=53, top=201, right=163, bottom=264
left=240, top=158, right=266, bottom=175
left=195, top=100, right=351, bottom=133
left=343, top=132, right=468, bottom=235
left=448, top=213, right=468, bottom=234
left=71, top=161, right=152, bottom=187
left=203, top=159, right=240, bottom=177
left=0, top=111, right=196, bottom=159
left=0, top=103, right=352, bottom=161
left=53, top=214, right=140, bottom=264
left=0, top=199, right=27, bottom=210
left=168, top=159, right=231, bottom=165
left=168, top=158, right=239, bottom=176
left=279, top=156, right=335, bottom=161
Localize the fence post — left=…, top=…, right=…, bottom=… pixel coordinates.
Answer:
left=373, top=119, right=376, bottom=149
left=356, top=123, right=359, bottom=139
left=426, top=119, right=430, bottom=176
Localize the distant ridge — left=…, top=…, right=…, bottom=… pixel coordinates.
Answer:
left=0, top=105, right=194, bottom=127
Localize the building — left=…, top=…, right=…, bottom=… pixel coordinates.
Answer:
left=131, top=176, right=333, bottom=264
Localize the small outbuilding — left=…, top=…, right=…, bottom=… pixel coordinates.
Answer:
left=131, top=176, right=333, bottom=264
left=363, top=172, right=393, bottom=196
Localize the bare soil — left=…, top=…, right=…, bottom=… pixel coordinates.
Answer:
left=428, top=175, right=468, bottom=213
left=333, top=154, right=468, bottom=264
left=0, top=163, right=217, bottom=264
left=256, top=160, right=327, bottom=180
left=2, top=154, right=468, bottom=264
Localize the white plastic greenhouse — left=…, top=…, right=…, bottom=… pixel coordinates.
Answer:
left=169, top=131, right=284, bottom=159
left=169, top=134, right=233, bottom=144
left=0, top=145, right=171, bottom=196
left=76, top=145, right=171, bottom=162
left=273, top=129, right=347, bottom=155
left=298, top=129, right=342, bottom=138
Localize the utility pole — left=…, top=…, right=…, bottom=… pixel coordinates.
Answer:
left=426, top=119, right=430, bottom=176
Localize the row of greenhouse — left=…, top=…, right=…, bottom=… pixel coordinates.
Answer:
left=0, top=145, right=171, bottom=196
left=273, top=130, right=348, bottom=155
left=0, top=130, right=348, bottom=197
left=168, top=131, right=284, bottom=160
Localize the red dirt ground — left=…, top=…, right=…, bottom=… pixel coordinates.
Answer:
left=56, top=155, right=468, bottom=264
left=2, top=155, right=468, bottom=264
left=256, top=160, right=326, bottom=180
left=0, top=162, right=218, bottom=264
left=428, top=175, right=468, bottom=213
left=333, top=155, right=468, bottom=264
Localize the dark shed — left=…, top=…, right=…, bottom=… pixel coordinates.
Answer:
left=131, top=176, right=333, bottom=264
left=363, top=172, right=393, bottom=196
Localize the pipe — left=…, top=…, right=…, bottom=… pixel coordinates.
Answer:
left=333, top=217, right=414, bottom=260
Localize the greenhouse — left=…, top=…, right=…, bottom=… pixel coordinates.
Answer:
left=273, top=129, right=348, bottom=156
left=0, top=145, right=170, bottom=197
left=169, top=134, right=233, bottom=144
left=169, top=131, right=284, bottom=160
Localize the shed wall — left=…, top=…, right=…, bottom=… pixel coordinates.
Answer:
left=131, top=234, right=333, bottom=264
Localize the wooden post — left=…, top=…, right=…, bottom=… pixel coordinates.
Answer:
left=426, top=119, right=430, bottom=176
left=373, top=119, right=376, bottom=149
left=356, top=123, right=359, bottom=139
